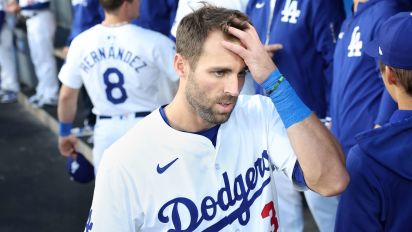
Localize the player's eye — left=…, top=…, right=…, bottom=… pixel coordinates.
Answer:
left=238, top=69, right=249, bottom=78
left=213, top=70, right=226, bottom=77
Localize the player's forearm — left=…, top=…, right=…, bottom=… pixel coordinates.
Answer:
left=287, top=115, right=349, bottom=196
left=261, top=69, right=348, bottom=196
left=58, top=85, right=79, bottom=124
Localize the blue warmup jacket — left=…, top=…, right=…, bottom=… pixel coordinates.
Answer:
left=335, top=110, right=412, bottom=231
left=247, top=0, right=344, bottom=118
left=66, top=0, right=103, bottom=46
left=132, top=0, right=178, bottom=37
left=330, top=0, right=403, bottom=154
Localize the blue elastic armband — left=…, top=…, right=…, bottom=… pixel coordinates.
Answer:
left=59, top=122, right=73, bottom=137
left=261, top=69, right=312, bottom=128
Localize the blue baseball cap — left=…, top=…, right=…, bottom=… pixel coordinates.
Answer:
left=364, top=12, right=412, bottom=69
left=66, top=152, right=95, bottom=183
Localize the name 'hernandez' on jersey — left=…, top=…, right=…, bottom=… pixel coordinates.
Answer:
left=59, top=24, right=178, bottom=116
left=88, top=95, right=298, bottom=231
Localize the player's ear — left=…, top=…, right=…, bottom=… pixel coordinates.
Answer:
left=385, top=66, right=398, bottom=85
left=174, top=53, right=188, bottom=79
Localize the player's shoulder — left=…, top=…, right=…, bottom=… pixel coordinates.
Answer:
left=70, top=24, right=101, bottom=46
left=235, top=94, right=274, bottom=112
left=229, top=94, right=277, bottom=123
left=102, top=109, right=176, bottom=175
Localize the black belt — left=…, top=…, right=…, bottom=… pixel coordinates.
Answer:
left=98, top=112, right=151, bottom=120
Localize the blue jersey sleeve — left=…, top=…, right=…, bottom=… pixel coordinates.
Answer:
left=335, top=146, right=384, bottom=231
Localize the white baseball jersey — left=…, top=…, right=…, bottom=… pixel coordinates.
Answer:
left=171, top=0, right=249, bottom=37
left=59, top=24, right=178, bottom=116
left=87, top=95, right=297, bottom=232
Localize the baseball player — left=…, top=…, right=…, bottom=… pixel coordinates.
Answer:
left=0, top=0, right=18, bottom=103
left=247, top=1, right=345, bottom=231
left=86, top=6, right=348, bottom=231
left=336, top=12, right=412, bottom=230
left=57, top=0, right=178, bottom=174
left=330, top=0, right=406, bottom=155
left=6, top=0, right=58, bottom=107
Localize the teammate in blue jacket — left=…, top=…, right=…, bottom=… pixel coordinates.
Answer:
left=132, top=0, right=178, bottom=37
left=330, top=0, right=404, bottom=155
left=66, top=0, right=104, bottom=47
left=247, top=1, right=345, bottom=231
left=335, top=12, right=412, bottom=231
left=247, top=0, right=344, bottom=118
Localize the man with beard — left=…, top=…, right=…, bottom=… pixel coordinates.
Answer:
left=86, top=5, right=348, bottom=231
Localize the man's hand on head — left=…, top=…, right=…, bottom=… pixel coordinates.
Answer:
left=221, top=23, right=277, bottom=84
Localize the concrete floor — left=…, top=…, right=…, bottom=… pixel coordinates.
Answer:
left=0, top=102, right=94, bottom=232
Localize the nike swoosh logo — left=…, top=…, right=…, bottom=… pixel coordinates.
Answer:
left=255, top=2, right=265, bottom=9
left=157, top=158, right=179, bottom=174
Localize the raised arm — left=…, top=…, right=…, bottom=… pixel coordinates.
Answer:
left=222, top=23, right=349, bottom=196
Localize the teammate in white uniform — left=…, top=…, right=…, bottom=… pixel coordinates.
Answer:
left=0, top=0, right=18, bottom=103
left=87, top=6, right=348, bottom=231
left=57, top=0, right=178, bottom=174
left=6, top=0, right=58, bottom=107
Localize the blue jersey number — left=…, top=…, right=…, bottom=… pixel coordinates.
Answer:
left=103, top=68, right=128, bottom=104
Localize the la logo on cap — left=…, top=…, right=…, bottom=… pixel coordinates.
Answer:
left=379, top=46, right=383, bottom=55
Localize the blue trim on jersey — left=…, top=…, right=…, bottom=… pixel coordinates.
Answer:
left=21, top=2, right=50, bottom=10
left=159, top=106, right=220, bottom=146
left=292, top=161, right=306, bottom=188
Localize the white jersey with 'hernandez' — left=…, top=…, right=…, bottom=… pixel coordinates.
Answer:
left=87, top=95, right=297, bottom=232
left=59, top=24, right=178, bottom=116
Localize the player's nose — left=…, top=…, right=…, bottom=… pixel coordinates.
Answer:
left=223, top=74, right=241, bottom=97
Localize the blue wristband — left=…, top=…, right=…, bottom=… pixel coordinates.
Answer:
left=262, top=69, right=312, bottom=128
left=59, top=122, right=73, bottom=137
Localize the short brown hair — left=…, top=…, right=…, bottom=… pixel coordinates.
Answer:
left=379, top=61, right=412, bottom=96
left=175, top=4, right=251, bottom=68
left=99, top=0, right=133, bottom=11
